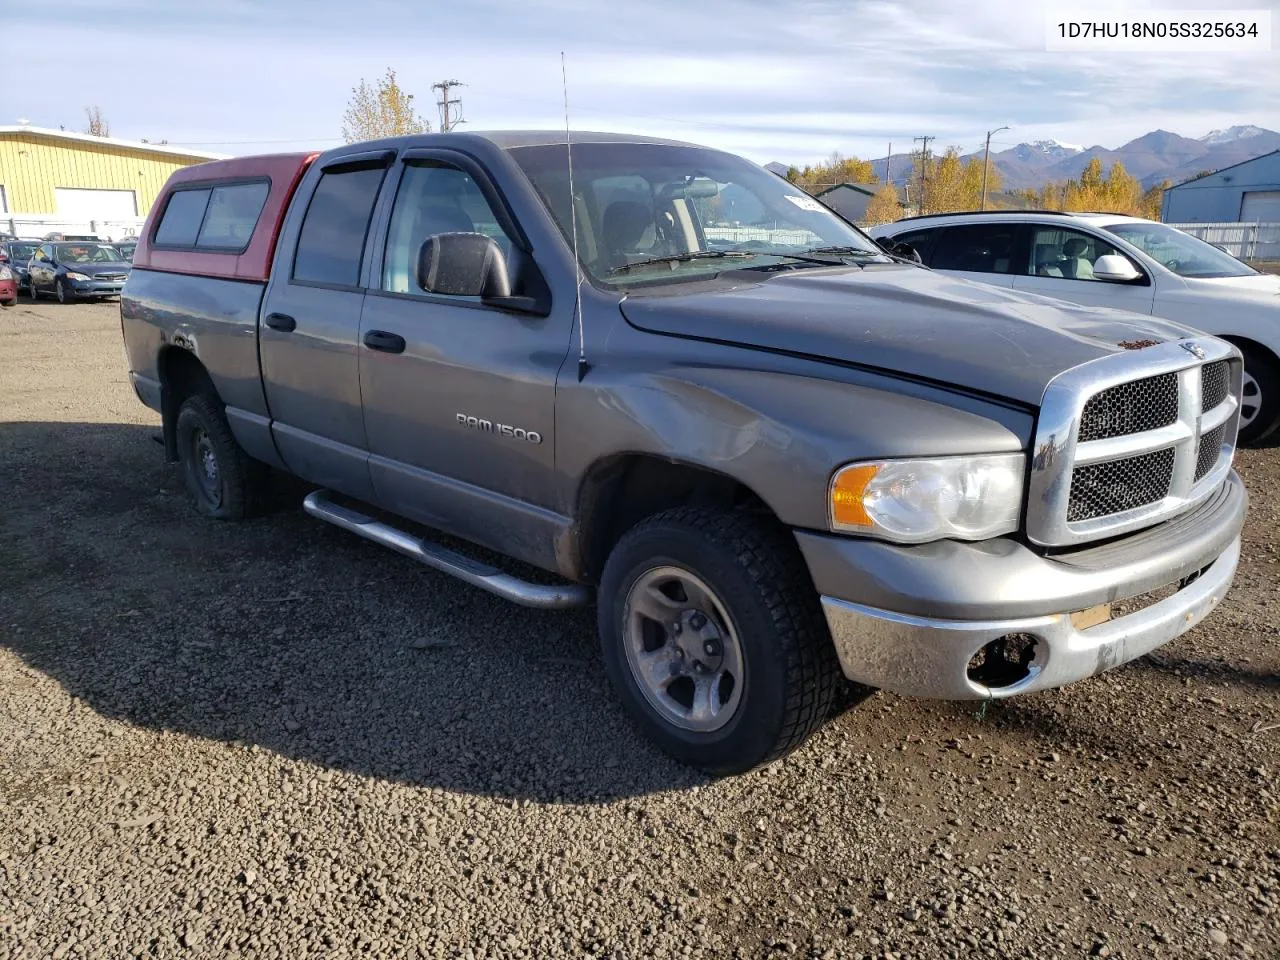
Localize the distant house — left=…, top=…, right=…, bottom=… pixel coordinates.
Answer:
left=1161, top=150, right=1280, bottom=223
left=814, top=183, right=878, bottom=222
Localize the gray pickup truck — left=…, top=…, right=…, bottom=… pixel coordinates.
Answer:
left=121, top=131, right=1247, bottom=774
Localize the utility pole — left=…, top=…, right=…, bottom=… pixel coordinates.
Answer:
left=981, top=126, right=1010, bottom=211
left=433, top=79, right=465, bottom=132
left=913, top=135, right=934, bottom=214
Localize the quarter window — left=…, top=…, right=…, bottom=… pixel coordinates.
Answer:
left=154, top=188, right=211, bottom=247
left=381, top=161, right=513, bottom=295
left=196, top=182, right=270, bottom=250
left=1027, top=227, right=1125, bottom=281
left=293, top=164, right=388, bottom=287
left=931, top=224, right=1019, bottom=274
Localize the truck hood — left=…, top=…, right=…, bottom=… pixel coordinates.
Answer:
left=620, top=265, right=1197, bottom=406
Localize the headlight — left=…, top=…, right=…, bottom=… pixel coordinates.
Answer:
left=66, top=271, right=91, bottom=281
left=829, top=454, right=1025, bottom=543
left=0, top=266, right=11, bottom=281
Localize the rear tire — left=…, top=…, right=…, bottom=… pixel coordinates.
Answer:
left=597, top=506, right=840, bottom=775
left=1236, top=345, right=1280, bottom=447
left=175, top=394, right=269, bottom=520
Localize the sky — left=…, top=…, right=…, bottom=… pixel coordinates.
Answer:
left=2, top=0, right=1277, bottom=166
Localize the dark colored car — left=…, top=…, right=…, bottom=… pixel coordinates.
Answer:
left=113, top=239, right=139, bottom=262
left=28, top=241, right=132, bottom=302
left=0, top=240, right=41, bottom=296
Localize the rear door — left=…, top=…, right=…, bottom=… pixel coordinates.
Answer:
left=926, top=222, right=1024, bottom=288
left=259, top=150, right=394, bottom=501
left=1012, top=224, right=1157, bottom=312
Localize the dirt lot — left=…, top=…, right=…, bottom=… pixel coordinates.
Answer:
left=1, top=301, right=1277, bottom=960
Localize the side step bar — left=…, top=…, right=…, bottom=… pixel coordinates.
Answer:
left=302, top=490, right=591, bottom=609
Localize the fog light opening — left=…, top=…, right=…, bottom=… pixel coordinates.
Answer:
left=967, top=633, right=1039, bottom=690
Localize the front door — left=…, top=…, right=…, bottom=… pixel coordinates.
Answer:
left=1012, top=225, right=1157, bottom=313
left=357, top=152, right=573, bottom=562
left=259, top=153, right=394, bottom=501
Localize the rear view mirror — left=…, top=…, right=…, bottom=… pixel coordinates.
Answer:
left=416, top=233, right=511, bottom=298
left=1093, top=254, right=1142, bottom=282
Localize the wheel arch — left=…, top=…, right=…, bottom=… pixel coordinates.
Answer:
left=570, top=452, right=784, bottom=585
left=157, top=345, right=218, bottom=462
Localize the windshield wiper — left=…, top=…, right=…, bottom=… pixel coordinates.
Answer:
left=607, top=250, right=757, bottom=276
left=803, top=245, right=889, bottom=258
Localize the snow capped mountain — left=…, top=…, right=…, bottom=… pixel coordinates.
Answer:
left=1199, top=125, right=1268, bottom=145
left=1007, top=139, right=1083, bottom=164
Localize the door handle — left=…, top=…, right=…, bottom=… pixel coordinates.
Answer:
left=363, top=330, right=406, bottom=354
left=265, top=312, right=296, bottom=332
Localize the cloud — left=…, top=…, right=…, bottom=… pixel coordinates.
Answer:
left=0, top=0, right=1274, bottom=164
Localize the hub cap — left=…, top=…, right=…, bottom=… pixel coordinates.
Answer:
left=1239, top=369, right=1261, bottom=428
left=191, top=428, right=221, bottom=506
left=622, top=566, right=745, bottom=733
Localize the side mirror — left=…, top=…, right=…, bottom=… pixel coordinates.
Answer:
left=882, top=239, right=922, bottom=263
left=1093, top=254, right=1142, bottom=282
left=416, top=233, right=510, bottom=298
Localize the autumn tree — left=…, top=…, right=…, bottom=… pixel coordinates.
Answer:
left=1140, top=179, right=1172, bottom=221
left=862, top=183, right=903, bottom=225
left=341, top=68, right=429, bottom=143
left=84, top=106, right=109, bottom=137
left=913, top=147, right=1001, bottom=214
left=789, top=151, right=878, bottom=195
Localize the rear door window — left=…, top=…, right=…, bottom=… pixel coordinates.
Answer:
left=196, top=182, right=270, bottom=251
left=931, top=224, right=1020, bottom=274
left=292, top=164, right=388, bottom=287
left=154, top=188, right=212, bottom=246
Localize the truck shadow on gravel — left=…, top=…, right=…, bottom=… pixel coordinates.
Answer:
left=0, top=421, right=713, bottom=803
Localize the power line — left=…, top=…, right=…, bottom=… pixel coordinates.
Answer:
left=432, top=79, right=465, bottom=132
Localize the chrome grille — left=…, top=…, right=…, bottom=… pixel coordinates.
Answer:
left=1201, top=361, right=1228, bottom=412
left=1194, top=424, right=1226, bottom=482
left=97, top=273, right=128, bottom=282
left=1028, top=338, right=1242, bottom=547
left=1077, top=372, right=1178, bottom=442
left=1067, top=448, right=1175, bottom=521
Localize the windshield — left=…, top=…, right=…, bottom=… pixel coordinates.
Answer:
left=115, top=241, right=137, bottom=261
left=9, top=243, right=37, bottom=261
left=508, top=141, right=889, bottom=287
left=1100, top=222, right=1256, bottom=279
left=55, top=243, right=124, bottom=263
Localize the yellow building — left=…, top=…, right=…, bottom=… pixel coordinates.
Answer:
left=0, top=125, right=226, bottom=224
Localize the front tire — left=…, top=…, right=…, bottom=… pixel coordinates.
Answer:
left=1237, top=345, right=1280, bottom=447
left=598, top=506, right=840, bottom=775
left=175, top=394, right=268, bottom=520
left=55, top=279, right=73, bottom=304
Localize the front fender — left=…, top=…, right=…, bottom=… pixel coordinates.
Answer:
left=556, top=349, right=1033, bottom=532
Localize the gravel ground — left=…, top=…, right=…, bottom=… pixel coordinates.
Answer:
left=1, top=301, right=1278, bottom=960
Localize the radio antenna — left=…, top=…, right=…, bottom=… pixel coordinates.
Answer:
left=561, top=51, right=589, bottom=381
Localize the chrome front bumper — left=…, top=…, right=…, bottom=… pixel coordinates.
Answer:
left=821, top=537, right=1238, bottom=699
left=805, top=471, right=1246, bottom=700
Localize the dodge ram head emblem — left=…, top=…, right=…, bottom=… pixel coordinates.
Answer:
left=1181, top=341, right=1207, bottom=360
